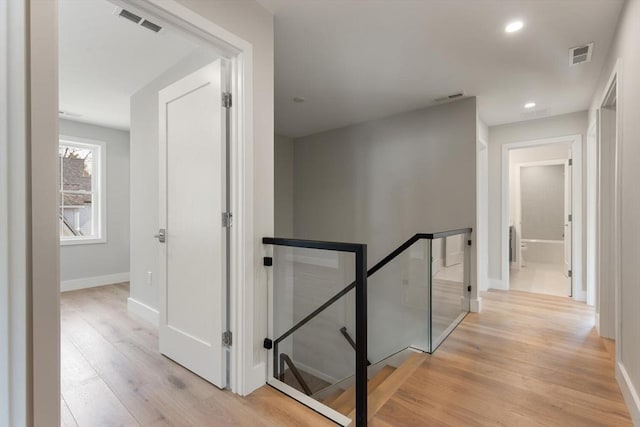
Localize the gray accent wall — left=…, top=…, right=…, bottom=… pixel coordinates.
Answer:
left=520, top=165, right=565, bottom=241
left=59, top=118, right=130, bottom=282
left=292, top=97, right=477, bottom=274
left=275, top=134, right=294, bottom=237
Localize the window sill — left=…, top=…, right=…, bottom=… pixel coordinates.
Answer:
left=60, top=237, right=106, bottom=246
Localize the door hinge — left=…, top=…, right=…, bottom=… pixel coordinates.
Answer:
left=568, top=214, right=572, bottom=222
left=467, top=285, right=472, bottom=292
left=222, top=212, right=233, bottom=228
left=467, top=240, right=472, bottom=246
left=222, top=331, right=232, bottom=347
left=222, top=92, right=232, bottom=109
left=568, top=158, right=573, bottom=166
left=568, top=270, right=572, bottom=278
left=263, top=338, right=273, bottom=349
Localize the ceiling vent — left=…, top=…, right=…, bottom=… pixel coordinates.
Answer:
left=118, top=9, right=142, bottom=24
left=569, top=43, right=593, bottom=66
left=114, top=7, right=163, bottom=33
left=435, top=91, right=466, bottom=103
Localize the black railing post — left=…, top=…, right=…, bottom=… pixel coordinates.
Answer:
left=355, top=245, right=368, bottom=427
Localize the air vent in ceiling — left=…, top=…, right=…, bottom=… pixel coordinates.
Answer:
left=569, top=43, right=593, bottom=66
left=141, top=19, right=162, bottom=33
left=114, top=7, right=163, bottom=33
left=118, top=9, right=142, bottom=24
left=435, top=91, right=465, bottom=103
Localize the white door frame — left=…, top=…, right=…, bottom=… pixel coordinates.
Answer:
left=586, top=120, right=598, bottom=307
left=595, top=59, right=622, bottom=350
left=501, top=134, right=584, bottom=301
left=476, top=138, right=488, bottom=301
left=112, top=0, right=256, bottom=395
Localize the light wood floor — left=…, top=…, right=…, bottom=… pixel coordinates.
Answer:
left=371, top=290, right=633, bottom=426
left=61, top=284, right=333, bottom=427
left=62, top=285, right=632, bottom=426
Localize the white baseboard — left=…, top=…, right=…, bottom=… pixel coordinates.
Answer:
left=488, top=278, right=507, bottom=291
left=617, top=362, right=640, bottom=426
left=61, top=272, right=129, bottom=292
left=127, top=297, right=159, bottom=326
left=470, top=297, right=482, bottom=312
left=572, top=287, right=587, bottom=302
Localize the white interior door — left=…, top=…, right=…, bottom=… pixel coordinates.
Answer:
left=564, top=158, right=573, bottom=289
left=158, top=60, right=226, bottom=388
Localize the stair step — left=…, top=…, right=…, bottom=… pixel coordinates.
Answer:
left=321, top=389, right=345, bottom=407
left=326, top=365, right=396, bottom=416
left=347, top=352, right=427, bottom=422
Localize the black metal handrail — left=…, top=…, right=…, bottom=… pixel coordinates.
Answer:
left=340, top=327, right=371, bottom=366
left=269, top=229, right=471, bottom=348
left=263, top=237, right=368, bottom=427
left=279, top=353, right=313, bottom=395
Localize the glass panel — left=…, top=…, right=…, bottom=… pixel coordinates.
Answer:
left=367, top=239, right=431, bottom=363
left=272, top=245, right=356, bottom=406
left=430, top=235, right=470, bottom=350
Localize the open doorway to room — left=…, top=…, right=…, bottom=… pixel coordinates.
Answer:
left=501, top=135, right=584, bottom=301
left=57, top=0, right=241, bottom=424
left=509, top=149, right=571, bottom=297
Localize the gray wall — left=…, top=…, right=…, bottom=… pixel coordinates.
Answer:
left=129, top=48, right=219, bottom=311
left=275, top=134, right=294, bottom=237
left=488, top=111, right=588, bottom=287
left=589, top=1, right=640, bottom=421
left=59, top=118, right=130, bottom=282
left=279, top=98, right=477, bottom=380
left=294, top=97, right=477, bottom=267
left=520, top=165, right=564, bottom=241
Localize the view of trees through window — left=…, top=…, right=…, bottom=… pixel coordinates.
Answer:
left=59, top=144, right=96, bottom=239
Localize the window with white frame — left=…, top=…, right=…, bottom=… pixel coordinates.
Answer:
left=58, top=138, right=106, bottom=244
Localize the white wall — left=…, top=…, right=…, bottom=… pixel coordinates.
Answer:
left=59, top=119, right=130, bottom=289
left=275, top=134, right=294, bottom=237
left=589, top=0, right=640, bottom=423
left=129, top=48, right=219, bottom=313
left=487, top=111, right=588, bottom=289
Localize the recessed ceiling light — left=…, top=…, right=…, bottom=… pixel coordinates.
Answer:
left=524, top=102, right=536, bottom=109
left=505, top=20, right=524, bottom=33
left=293, top=97, right=305, bottom=103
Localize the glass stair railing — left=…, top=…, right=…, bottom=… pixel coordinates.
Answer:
left=263, top=229, right=472, bottom=427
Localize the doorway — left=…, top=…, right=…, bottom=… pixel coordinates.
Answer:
left=501, top=135, right=584, bottom=301
left=595, top=64, right=620, bottom=341
left=57, top=0, right=253, bottom=422
left=510, top=157, right=571, bottom=297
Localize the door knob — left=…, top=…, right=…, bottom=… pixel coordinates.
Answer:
left=154, top=228, right=166, bottom=243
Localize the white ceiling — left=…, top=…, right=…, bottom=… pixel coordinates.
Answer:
left=257, top=0, right=624, bottom=138
left=59, top=0, right=201, bottom=130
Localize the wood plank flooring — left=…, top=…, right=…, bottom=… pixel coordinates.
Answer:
left=371, top=290, right=633, bottom=426
left=62, top=285, right=633, bottom=426
left=61, top=284, right=333, bottom=427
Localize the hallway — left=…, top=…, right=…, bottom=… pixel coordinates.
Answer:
left=61, top=285, right=631, bottom=426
